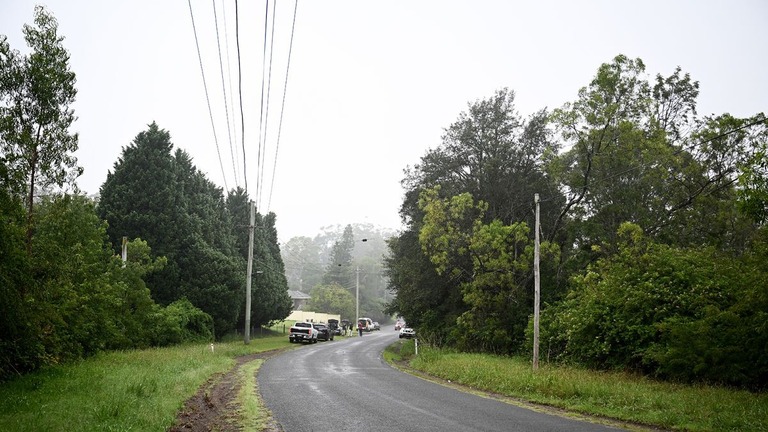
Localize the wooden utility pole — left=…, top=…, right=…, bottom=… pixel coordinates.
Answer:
left=244, top=200, right=255, bottom=344
left=533, top=193, right=541, bottom=370
left=121, top=236, right=128, bottom=267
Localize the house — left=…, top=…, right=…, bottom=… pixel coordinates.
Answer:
left=287, top=290, right=311, bottom=311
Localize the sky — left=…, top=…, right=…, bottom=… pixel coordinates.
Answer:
left=1, top=0, right=766, bottom=242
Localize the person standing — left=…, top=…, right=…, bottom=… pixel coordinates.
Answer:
left=358, top=321, right=364, bottom=337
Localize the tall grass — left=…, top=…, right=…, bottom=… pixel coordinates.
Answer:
left=398, top=343, right=768, bottom=431
left=0, top=336, right=288, bottom=432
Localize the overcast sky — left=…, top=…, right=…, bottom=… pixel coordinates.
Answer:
left=2, top=0, right=766, bottom=242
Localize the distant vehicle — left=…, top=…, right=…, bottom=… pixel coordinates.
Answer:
left=394, top=319, right=405, bottom=331
left=399, top=327, right=415, bottom=339
left=289, top=322, right=318, bottom=343
left=358, top=317, right=374, bottom=332
left=372, top=321, right=381, bottom=331
left=313, top=322, right=334, bottom=341
left=327, top=319, right=342, bottom=336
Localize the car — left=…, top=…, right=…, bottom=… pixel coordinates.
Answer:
left=394, top=319, right=405, bottom=331
left=358, top=317, right=374, bottom=332
left=399, top=327, right=415, bottom=339
left=327, top=319, right=342, bottom=336
left=313, top=322, right=334, bottom=341
left=372, top=321, right=381, bottom=331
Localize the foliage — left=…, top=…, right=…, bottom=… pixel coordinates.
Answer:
left=418, top=187, right=559, bottom=353
left=322, top=224, right=355, bottom=287
left=227, top=189, right=292, bottom=329
left=388, top=89, right=561, bottom=347
left=306, top=283, right=355, bottom=320
left=538, top=223, right=768, bottom=388
left=148, top=298, right=214, bottom=346
left=0, top=6, right=81, bottom=248
left=0, top=189, right=38, bottom=378
left=99, top=123, right=253, bottom=337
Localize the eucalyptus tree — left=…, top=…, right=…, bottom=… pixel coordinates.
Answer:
left=322, top=224, right=355, bottom=289
left=281, top=236, right=323, bottom=292
left=550, top=55, right=762, bottom=253
left=387, top=89, right=562, bottom=345
left=0, top=6, right=81, bottom=250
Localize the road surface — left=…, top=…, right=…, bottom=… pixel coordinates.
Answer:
left=258, top=326, right=621, bottom=432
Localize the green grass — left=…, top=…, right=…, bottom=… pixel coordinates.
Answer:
left=232, top=359, right=267, bottom=431
left=386, top=341, right=768, bottom=431
left=0, top=335, right=289, bottom=432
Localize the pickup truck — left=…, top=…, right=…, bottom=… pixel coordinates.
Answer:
left=289, top=321, right=318, bottom=343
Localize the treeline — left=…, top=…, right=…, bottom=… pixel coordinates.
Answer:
left=385, top=55, right=768, bottom=389
left=281, top=223, right=395, bottom=323
left=0, top=7, right=290, bottom=381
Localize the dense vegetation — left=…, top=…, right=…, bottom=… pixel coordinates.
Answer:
left=0, top=7, right=290, bottom=381
left=281, top=223, right=395, bottom=323
left=385, top=56, right=768, bottom=388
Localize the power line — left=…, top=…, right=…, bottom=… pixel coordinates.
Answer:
left=255, top=0, right=271, bottom=208
left=221, top=0, right=242, bottom=186
left=212, top=0, right=239, bottom=189
left=258, top=0, right=278, bottom=208
left=187, top=0, right=229, bottom=191
left=235, top=0, right=247, bottom=193
left=267, top=0, right=299, bottom=212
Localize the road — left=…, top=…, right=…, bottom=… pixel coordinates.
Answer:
left=258, top=326, right=621, bottom=432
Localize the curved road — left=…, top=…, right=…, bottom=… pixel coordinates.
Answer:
left=258, top=326, right=620, bottom=432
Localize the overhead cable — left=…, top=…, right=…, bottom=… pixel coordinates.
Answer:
left=267, top=0, right=299, bottom=212
left=235, top=0, right=248, bottom=193
left=212, top=0, right=239, bottom=188
left=188, top=0, right=228, bottom=191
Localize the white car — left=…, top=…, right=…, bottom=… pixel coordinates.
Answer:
left=399, top=327, right=415, bottom=339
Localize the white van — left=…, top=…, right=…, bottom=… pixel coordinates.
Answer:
left=357, top=317, right=374, bottom=332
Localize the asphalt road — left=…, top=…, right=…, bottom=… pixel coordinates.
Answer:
left=258, top=326, right=621, bottom=432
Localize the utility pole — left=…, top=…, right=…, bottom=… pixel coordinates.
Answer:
left=533, top=193, right=541, bottom=370
left=244, top=200, right=255, bottom=344
left=355, top=266, right=360, bottom=322
left=121, top=236, right=128, bottom=267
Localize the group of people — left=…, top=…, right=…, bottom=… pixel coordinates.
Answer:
left=341, top=321, right=366, bottom=337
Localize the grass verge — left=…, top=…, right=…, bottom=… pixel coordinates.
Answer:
left=0, top=335, right=289, bottom=432
left=385, top=340, right=768, bottom=432
left=233, top=359, right=267, bottom=431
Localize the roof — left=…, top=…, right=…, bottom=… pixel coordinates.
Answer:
left=287, top=290, right=311, bottom=300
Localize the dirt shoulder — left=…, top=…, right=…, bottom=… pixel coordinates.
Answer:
left=168, top=349, right=286, bottom=432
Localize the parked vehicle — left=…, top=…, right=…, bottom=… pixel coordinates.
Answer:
left=313, top=322, right=334, bottom=341
left=394, top=319, right=405, bottom=331
left=289, top=322, right=318, bottom=343
left=327, top=319, right=342, bottom=336
left=372, top=321, right=381, bottom=331
left=399, top=327, right=415, bottom=339
left=358, top=317, right=374, bottom=332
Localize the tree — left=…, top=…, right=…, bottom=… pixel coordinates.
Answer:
left=322, top=224, right=355, bottom=288
left=550, top=55, right=761, bottom=253
left=539, top=223, right=768, bottom=388
left=387, top=89, right=563, bottom=346
left=0, top=6, right=81, bottom=250
left=418, top=187, right=559, bottom=353
left=100, top=123, right=246, bottom=336
left=306, top=283, right=355, bottom=321
left=227, top=189, right=292, bottom=329
left=282, top=236, right=323, bottom=292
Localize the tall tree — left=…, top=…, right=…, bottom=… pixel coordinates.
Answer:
left=387, top=89, right=562, bottom=345
left=322, top=224, right=355, bottom=289
left=0, top=6, right=81, bottom=250
left=227, top=190, right=292, bottom=329
left=100, top=123, right=246, bottom=336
